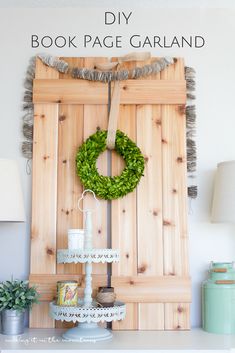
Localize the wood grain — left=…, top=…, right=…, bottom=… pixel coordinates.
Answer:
left=56, top=105, right=84, bottom=274
left=161, top=58, right=190, bottom=329
left=56, top=57, right=85, bottom=275
left=111, top=105, right=137, bottom=278
left=111, top=58, right=138, bottom=330
left=112, top=303, right=138, bottom=330
left=136, top=105, right=163, bottom=277
left=112, top=276, right=191, bottom=303
left=30, top=105, right=58, bottom=275
left=30, top=302, right=55, bottom=329
left=31, top=59, right=59, bottom=275
left=30, top=59, right=59, bottom=328
left=139, top=303, right=164, bottom=330
left=136, top=59, right=164, bottom=330
left=33, top=79, right=186, bottom=105
left=83, top=57, right=109, bottom=276
left=164, top=303, right=190, bottom=330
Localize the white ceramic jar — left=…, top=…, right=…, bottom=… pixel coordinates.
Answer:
left=68, top=229, right=84, bottom=250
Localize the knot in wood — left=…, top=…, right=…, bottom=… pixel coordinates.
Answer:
left=178, top=105, right=186, bottom=115
left=59, top=114, right=66, bottom=121
left=177, top=156, right=183, bottom=163
left=177, top=305, right=184, bottom=313
left=163, top=220, right=172, bottom=226
left=138, top=265, right=146, bottom=274
left=46, top=248, right=54, bottom=256
left=155, top=119, right=161, bottom=126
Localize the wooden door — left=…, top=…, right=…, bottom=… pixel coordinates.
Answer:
left=29, top=57, right=191, bottom=330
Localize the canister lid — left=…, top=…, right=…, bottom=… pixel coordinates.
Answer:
left=210, top=262, right=234, bottom=272
left=209, top=262, right=235, bottom=275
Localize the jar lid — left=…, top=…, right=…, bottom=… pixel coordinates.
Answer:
left=98, top=286, right=114, bottom=292
left=68, top=229, right=85, bottom=234
left=57, top=280, right=78, bottom=284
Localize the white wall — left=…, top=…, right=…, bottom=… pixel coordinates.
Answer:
left=0, top=4, right=235, bottom=328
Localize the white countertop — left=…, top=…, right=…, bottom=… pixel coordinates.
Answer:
left=1, top=328, right=235, bottom=352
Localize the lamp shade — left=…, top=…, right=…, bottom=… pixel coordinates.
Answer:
left=211, top=161, right=235, bottom=224
left=0, top=159, right=26, bottom=222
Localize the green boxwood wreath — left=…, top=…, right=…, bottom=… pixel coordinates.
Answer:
left=76, top=130, right=145, bottom=200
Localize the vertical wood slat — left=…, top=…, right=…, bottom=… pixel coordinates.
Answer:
left=111, top=105, right=137, bottom=277
left=137, top=105, right=163, bottom=276
left=137, top=59, right=164, bottom=330
left=83, top=57, right=109, bottom=276
left=29, top=302, right=55, bottom=329
left=81, top=58, right=109, bottom=329
left=112, top=302, right=139, bottom=330
left=139, top=303, right=165, bottom=330
left=83, top=104, right=108, bottom=275
left=161, top=58, right=190, bottom=329
left=55, top=58, right=84, bottom=329
left=137, top=105, right=164, bottom=329
left=30, top=56, right=190, bottom=330
left=165, top=303, right=190, bottom=330
left=112, top=105, right=138, bottom=330
left=174, top=60, right=189, bottom=278
left=111, top=58, right=138, bottom=330
left=56, top=104, right=84, bottom=275
left=56, top=58, right=84, bottom=275
left=30, top=59, right=59, bottom=328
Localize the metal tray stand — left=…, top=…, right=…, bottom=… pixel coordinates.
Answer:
left=50, top=192, right=126, bottom=342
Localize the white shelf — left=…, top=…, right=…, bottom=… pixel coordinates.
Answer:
left=1, top=328, right=235, bottom=352
left=57, top=248, right=119, bottom=264
left=50, top=301, right=126, bottom=323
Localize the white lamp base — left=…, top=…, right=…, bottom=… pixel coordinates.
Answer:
left=62, top=322, right=113, bottom=342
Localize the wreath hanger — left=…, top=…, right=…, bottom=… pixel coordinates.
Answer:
left=95, top=52, right=151, bottom=150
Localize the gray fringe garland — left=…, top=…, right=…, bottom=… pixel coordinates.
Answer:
left=21, top=55, right=198, bottom=199
left=71, top=57, right=175, bottom=82
left=185, top=66, right=197, bottom=199
left=22, top=57, right=35, bottom=160
left=39, top=54, right=175, bottom=82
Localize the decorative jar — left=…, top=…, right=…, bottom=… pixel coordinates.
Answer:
left=68, top=229, right=84, bottom=250
left=96, top=287, right=116, bottom=307
left=57, top=280, right=79, bottom=306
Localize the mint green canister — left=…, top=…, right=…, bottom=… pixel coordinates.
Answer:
left=202, top=262, right=235, bottom=334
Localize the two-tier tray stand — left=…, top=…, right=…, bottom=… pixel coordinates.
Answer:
left=50, top=190, right=126, bottom=342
